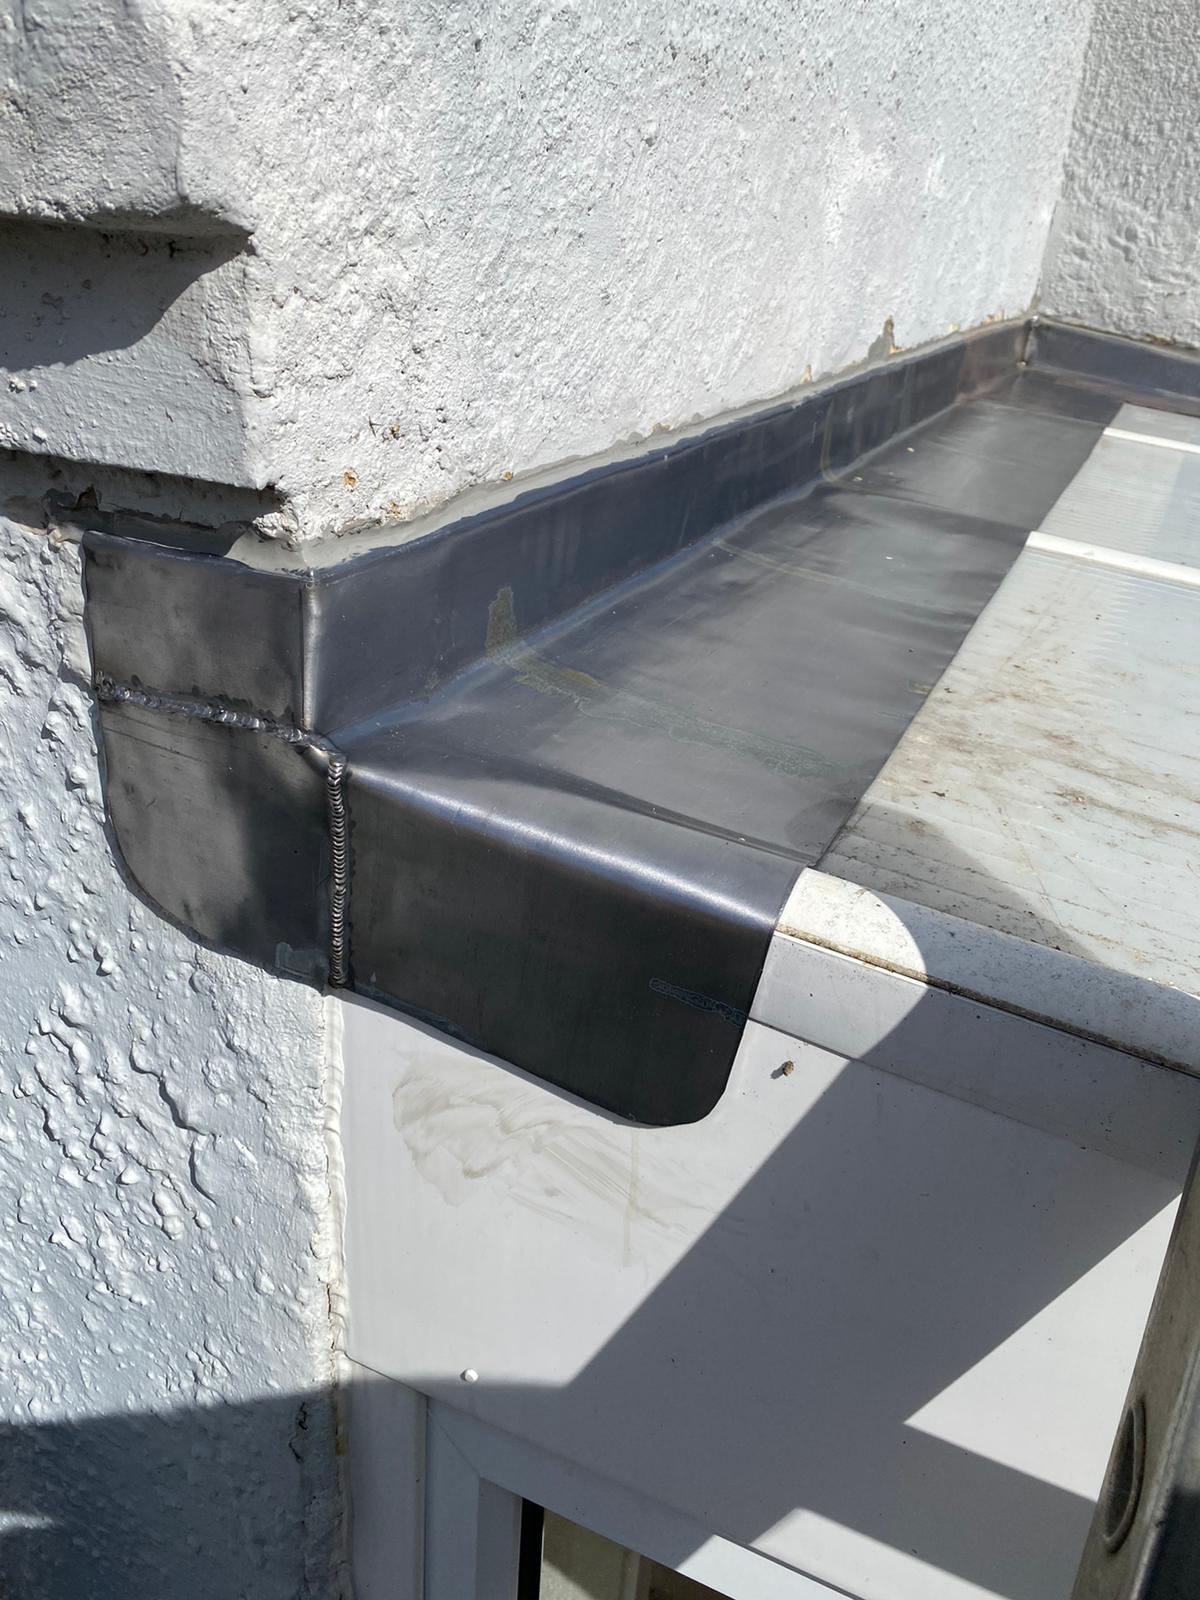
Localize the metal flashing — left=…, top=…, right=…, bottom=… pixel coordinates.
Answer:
left=83, top=318, right=1170, bottom=1124
left=1028, top=318, right=1200, bottom=412
left=92, top=674, right=352, bottom=987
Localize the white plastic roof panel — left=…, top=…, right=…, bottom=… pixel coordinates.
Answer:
left=1038, top=432, right=1200, bottom=564
left=823, top=427, right=1200, bottom=1009
left=341, top=999, right=1183, bottom=1600
left=1110, top=403, right=1200, bottom=448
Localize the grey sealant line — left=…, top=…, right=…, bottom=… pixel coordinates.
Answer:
left=92, top=674, right=351, bottom=987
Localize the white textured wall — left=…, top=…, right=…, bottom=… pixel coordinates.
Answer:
left=1, top=0, right=1096, bottom=540
left=1040, top=0, right=1200, bottom=348
left=0, top=516, right=343, bottom=1599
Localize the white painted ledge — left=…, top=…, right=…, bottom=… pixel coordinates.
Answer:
left=756, top=870, right=1200, bottom=1183
left=773, top=868, right=1200, bottom=1078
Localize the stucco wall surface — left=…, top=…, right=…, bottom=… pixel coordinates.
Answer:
left=1040, top=0, right=1200, bottom=349
left=0, top=514, right=343, bottom=1598
left=0, top=0, right=1095, bottom=540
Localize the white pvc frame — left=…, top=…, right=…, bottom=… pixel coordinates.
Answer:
left=348, top=1362, right=846, bottom=1600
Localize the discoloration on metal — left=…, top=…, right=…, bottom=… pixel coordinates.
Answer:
left=484, top=582, right=844, bottom=783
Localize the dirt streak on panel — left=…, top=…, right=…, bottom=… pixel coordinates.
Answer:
left=391, top=1048, right=703, bottom=1255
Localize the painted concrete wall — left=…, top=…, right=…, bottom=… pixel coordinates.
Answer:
left=0, top=514, right=344, bottom=1598
left=1040, top=0, right=1200, bottom=349
left=0, top=0, right=1096, bottom=541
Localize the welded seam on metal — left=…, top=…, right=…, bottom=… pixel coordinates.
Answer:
left=323, top=752, right=349, bottom=986
left=93, top=674, right=351, bottom=986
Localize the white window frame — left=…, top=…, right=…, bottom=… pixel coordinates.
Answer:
left=348, top=1362, right=847, bottom=1600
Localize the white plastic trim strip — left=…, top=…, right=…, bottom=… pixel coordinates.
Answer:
left=1104, top=425, right=1200, bottom=455
left=1027, top=528, right=1200, bottom=588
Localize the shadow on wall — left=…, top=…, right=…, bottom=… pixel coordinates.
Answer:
left=0, top=4, right=257, bottom=492
left=0, top=220, right=248, bottom=371
left=0, top=215, right=260, bottom=497
left=0, top=1388, right=345, bottom=1600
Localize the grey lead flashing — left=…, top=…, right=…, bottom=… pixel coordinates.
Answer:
left=94, top=672, right=321, bottom=751
left=81, top=318, right=1193, bottom=1125
left=1028, top=317, right=1200, bottom=413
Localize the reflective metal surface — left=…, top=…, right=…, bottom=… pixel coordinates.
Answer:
left=83, top=319, right=1196, bottom=1123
